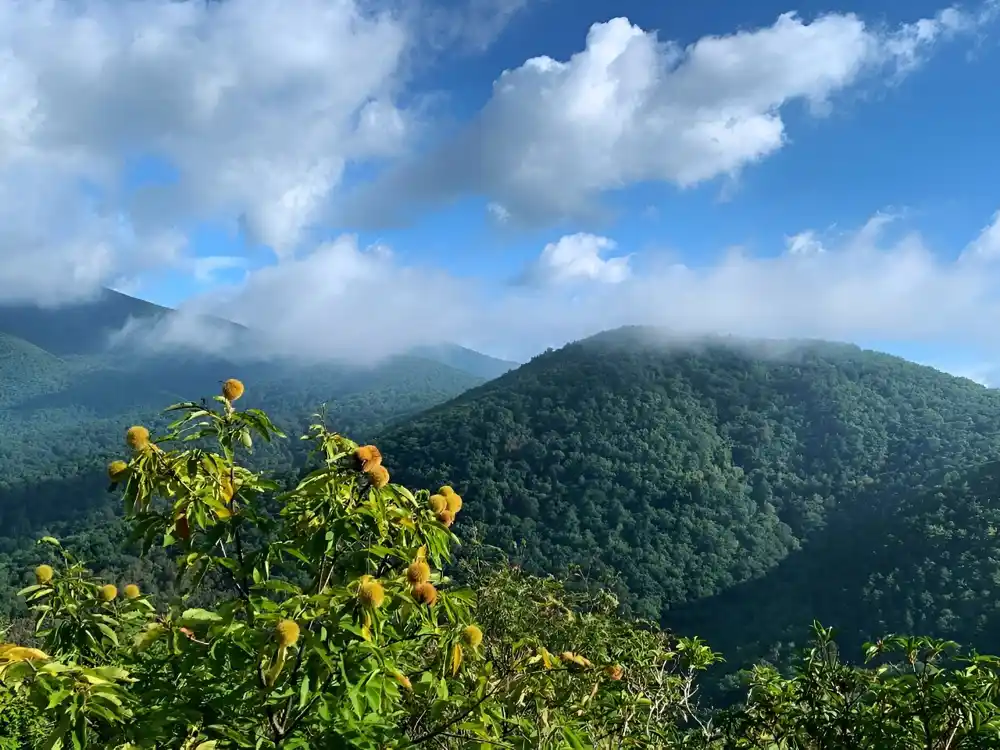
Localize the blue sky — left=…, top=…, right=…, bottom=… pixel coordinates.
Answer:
left=1, top=0, right=1000, bottom=376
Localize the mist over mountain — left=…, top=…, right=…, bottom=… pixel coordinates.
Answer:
left=6, top=311, right=1000, bottom=700
left=0, top=288, right=518, bottom=374
left=374, top=326, right=1000, bottom=663
left=0, top=289, right=516, bottom=556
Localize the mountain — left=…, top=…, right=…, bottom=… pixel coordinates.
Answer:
left=0, top=289, right=516, bottom=380
left=666, top=457, right=1000, bottom=688
left=0, top=289, right=174, bottom=356
left=377, top=326, right=1000, bottom=626
left=0, top=291, right=512, bottom=575
left=0, top=287, right=513, bottom=501
left=408, top=344, right=518, bottom=380
left=10, top=311, right=1000, bottom=691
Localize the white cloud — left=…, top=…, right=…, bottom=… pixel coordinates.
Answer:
left=345, top=5, right=994, bottom=227
left=962, top=211, right=1000, bottom=260
left=0, top=0, right=410, bottom=304
left=131, top=208, right=1000, bottom=366
left=519, top=233, right=631, bottom=285
left=785, top=231, right=826, bottom=256
left=152, top=235, right=471, bottom=364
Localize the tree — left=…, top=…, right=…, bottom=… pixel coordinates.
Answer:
left=0, top=380, right=718, bottom=749
left=721, top=622, right=1000, bottom=749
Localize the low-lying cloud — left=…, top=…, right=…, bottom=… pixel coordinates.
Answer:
left=121, top=209, right=1000, bottom=366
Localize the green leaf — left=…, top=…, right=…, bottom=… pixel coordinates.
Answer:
left=180, top=608, right=224, bottom=624
left=94, top=666, right=130, bottom=681
left=96, top=623, right=119, bottom=646
left=562, top=727, right=587, bottom=750
left=46, top=689, right=71, bottom=709
left=299, top=673, right=312, bottom=710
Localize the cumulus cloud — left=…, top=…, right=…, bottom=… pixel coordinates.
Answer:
left=344, top=4, right=995, bottom=227
left=518, top=233, right=631, bottom=286
left=0, top=0, right=411, bottom=304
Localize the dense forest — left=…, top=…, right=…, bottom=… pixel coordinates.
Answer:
left=0, top=291, right=515, bottom=617
left=376, top=327, right=1000, bottom=675
left=8, top=308, right=1000, bottom=719
left=5, top=382, right=1000, bottom=748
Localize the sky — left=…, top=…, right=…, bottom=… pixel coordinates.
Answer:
left=3, top=0, right=1000, bottom=380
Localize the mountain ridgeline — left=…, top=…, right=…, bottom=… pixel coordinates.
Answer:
left=377, top=328, right=1000, bottom=631
left=0, top=290, right=513, bottom=568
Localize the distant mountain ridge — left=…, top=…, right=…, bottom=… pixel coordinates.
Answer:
left=0, top=289, right=172, bottom=356
left=0, top=289, right=517, bottom=380
left=0, top=290, right=513, bottom=551
left=408, top=344, right=518, bottom=380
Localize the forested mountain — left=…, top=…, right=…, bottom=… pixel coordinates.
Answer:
left=669, top=458, right=1000, bottom=689
left=9, top=317, right=1000, bottom=696
left=0, top=288, right=512, bottom=483
left=377, top=327, right=1000, bottom=657
left=7, top=383, right=999, bottom=749
left=0, top=291, right=515, bottom=614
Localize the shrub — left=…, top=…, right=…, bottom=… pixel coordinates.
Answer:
left=0, top=383, right=718, bottom=749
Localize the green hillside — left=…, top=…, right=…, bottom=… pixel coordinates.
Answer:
left=7, top=333, right=1000, bottom=746
left=667, top=458, right=1000, bottom=685
left=8, top=385, right=1000, bottom=749
left=377, top=327, right=1000, bottom=624
left=10, top=316, right=1000, bottom=708
left=0, top=333, right=72, bottom=406
left=0, top=288, right=511, bottom=483
left=0, top=293, right=512, bottom=610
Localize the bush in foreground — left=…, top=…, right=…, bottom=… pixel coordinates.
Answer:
left=0, top=382, right=718, bottom=748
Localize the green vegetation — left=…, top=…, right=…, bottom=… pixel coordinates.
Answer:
left=0, top=382, right=721, bottom=747
left=670, top=458, right=1000, bottom=692
left=11, top=311, right=1000, bottom=745
left=376, top=327, right=1000, bottom=672
left=0, top=291, right=512, bottom=617
left=0, top=380, right=1000, bottom=750
left=6, top=384, right=1000, bottom=748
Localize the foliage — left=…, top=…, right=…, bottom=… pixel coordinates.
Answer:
left=0, top=384, right=719, bottom=748
left=371, top=326, right=1000, bottom=685
left=722, top=623, right=1000, bottom=749
left=0, top=301, right=496, bottom=615
left=459, top=555, right=721, bottom=747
